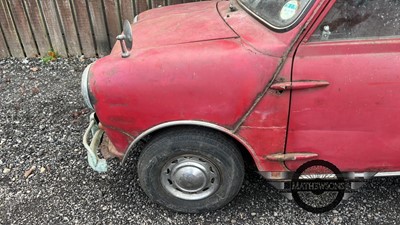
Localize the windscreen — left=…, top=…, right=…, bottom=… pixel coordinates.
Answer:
left=239, top=0, right=314, bottom=29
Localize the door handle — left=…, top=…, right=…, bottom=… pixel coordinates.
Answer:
left=270, top=80, right=330, bottom=91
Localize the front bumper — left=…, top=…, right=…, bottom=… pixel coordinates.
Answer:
left=82, top=113, right=108, bottom=172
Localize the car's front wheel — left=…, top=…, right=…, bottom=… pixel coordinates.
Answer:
left=137, top=127, right=244, bottom=213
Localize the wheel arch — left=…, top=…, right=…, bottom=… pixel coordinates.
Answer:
left=121, top=121, right=261, bottom=170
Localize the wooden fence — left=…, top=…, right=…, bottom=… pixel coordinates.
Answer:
left=0, top=0, right=198, bottom=59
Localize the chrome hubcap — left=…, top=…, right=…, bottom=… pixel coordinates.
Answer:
left=161, top=155, right=220, bottom=200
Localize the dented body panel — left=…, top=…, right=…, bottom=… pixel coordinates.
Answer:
left=91, top=39, right=279, bottom=156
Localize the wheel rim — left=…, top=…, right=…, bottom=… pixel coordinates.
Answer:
left=161, top=154, right=220, bottom=200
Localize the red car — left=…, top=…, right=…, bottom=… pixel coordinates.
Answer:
left=81, top=0, right=400, bottom=213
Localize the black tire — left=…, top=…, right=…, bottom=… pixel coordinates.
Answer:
left=137, top=127, right=245, bottom=213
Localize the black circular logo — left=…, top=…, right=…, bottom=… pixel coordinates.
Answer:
left=291, top=160, right=346, bottom=213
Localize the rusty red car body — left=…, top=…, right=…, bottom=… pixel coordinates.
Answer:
left=82, top=0, right=400, bottom=212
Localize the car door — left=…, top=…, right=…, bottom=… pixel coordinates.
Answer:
left=285, top=0, right=400, bottom=172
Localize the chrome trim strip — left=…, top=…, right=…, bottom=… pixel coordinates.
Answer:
left=260, top=171, right=400, bottom=181
left=371, top=172, right=400, bottom=177
left=237, top=0, right=314, bottom=31
left=121, top=120, right=259, bottom=166
left=133, top=15, right=139, bottom=23
left=81, top=63, right=94, bottom=109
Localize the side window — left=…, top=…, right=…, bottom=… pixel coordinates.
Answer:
left=310, top=0, right=400, bottom=42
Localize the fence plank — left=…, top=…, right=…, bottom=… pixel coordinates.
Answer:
left=24, top=0, right=51, bottom=57
left=150, top=0, right=165, bottom=9
left=0, top=0, right=192, bottom=59
left=135, top=0, right=149, bottom=14
left=39, top=0, right=67, bottom=56
left=169, top=0, right=183, bottom=5
left=87, top=0, right=110, bottom=56
left=104, top=0, right=121, bottom=47
left=56, top=0, right=81, bottom=56
left=71, top=0, right=96, bottom=57
left=0, top=0, right=25, bottom=57
left=0, top=25, right=10, bottom=57
left=120, top=0, right=135, bottom=22
left=8, top=0, right=38, bottom=57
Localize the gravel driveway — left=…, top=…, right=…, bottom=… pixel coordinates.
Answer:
left=0, top=58, right=399, bottom=225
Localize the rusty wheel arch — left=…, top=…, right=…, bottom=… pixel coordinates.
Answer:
left=121, top=122, right=260, bottom=171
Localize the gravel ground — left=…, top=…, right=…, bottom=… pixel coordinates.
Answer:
left=0, top=58, right=399, bottom=225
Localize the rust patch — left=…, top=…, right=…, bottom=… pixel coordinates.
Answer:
left=100, top=135, right=124, bottom=160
